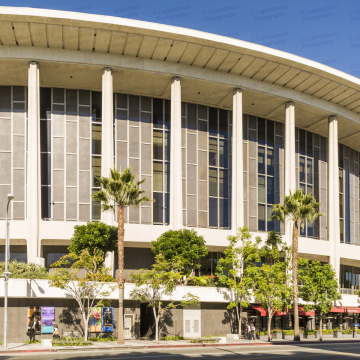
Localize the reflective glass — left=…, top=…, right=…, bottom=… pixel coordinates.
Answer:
left=92, top=156, right=101, bottom=186
left=209, top=138, right=217, bottom=166
left=267, top=120, right=274, bottom=147
left=267, top=148, right=274, bottom=176
left=299, top=129, right=306, bottom=155
left=258, top=118, right=265, bottom=145
left=209, top=107, right=217, bottom=135
left=307, top=158, right=313, bottom=184
left=219, top=109, right=228, bottom=137
left=267, top=177, right=274, bottom=204
left=153, top=130, right=163, bottom=160
left=258, top=204, right=266, bottom=231
left=258, top=175, right=266, bottom=202
left=92, top=124, right=102, bottom=155
left=307, top=131, right=313, bottom=157
left=299, top=156, right=305, bottom=183
left=209, top=198, right=218, bottom=227
left=258, top=147, right=265, bottom=174
left=209, top=168, right=218, bottom=197
left=219, top=139, right=228, bottom=168
left=91, top=91, right=102, bottom=122
left=219, top=198, right=228, bottom=228
left=153, top=192, right=163, bottom=223
left=267, top=205, right=274, bottom=232
left=219, top=169, right=228, bottom=198
left=153, top=161, right=163, bottom=192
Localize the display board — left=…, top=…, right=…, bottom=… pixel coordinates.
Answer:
left=42, top=307, right=55, bottom=334
left=102, top=307, right=113, bottom=332
left=89, top=307, right=102, bottom=332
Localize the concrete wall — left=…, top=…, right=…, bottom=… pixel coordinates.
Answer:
left=0, top=298, right=140, bottom=343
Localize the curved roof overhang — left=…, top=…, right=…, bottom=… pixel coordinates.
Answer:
left=1, top=7, right=360, bottom=150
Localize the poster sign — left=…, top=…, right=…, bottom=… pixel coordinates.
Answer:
left=102, top=307, right=114, bottom=332
left=89, top=307, right=102, bottom=332
left=27, top=306, right=41, bottom=333
left=42, top=307, right=55, bottom=334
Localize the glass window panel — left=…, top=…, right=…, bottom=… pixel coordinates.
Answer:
left=53, top=88, right=64, bottom=104
left=165, top=193, right=170, bottom=224
left=153, top=162, right=163, bottom=192
left=40, top=88, right=51, bottom=119
left=209, top=168, right=218, bottom=197
left=340, top=194, right=344, bottom=218
left=267, top=119, right=274, bottom=147
left=79, top=90, right=90, bottom=105
left=219, top=198, right=228, bottom=228
left=219, top=139, right=228, bottom=168
left=91, top=189, right=101, bottom=220
left=258, top=147, right=265, bottom=174
left=209, top=198, right=218, bottom=227
left=339, top=169, right=344, bottom=193
left=299, top=129, right=306, bottom=155
left=209, top=107, right=217, bottom=135
left=267, top=205, right=274, bottom=232
left=340, top=219, right=344, bottom=242
left=258, top=175, right=266, bottom=203
left=92, top=124, right=102, bottom=155
left=41, top=153, right=51, bottom=185
left=40, top=120, right=51, bottom=153
left=307, top=158, right=313, bottom=184
left=165, top=99, right=170, bottom=130
left=267, top=148, right=274, bottom=176
left=198, top=105, right=207, bottom=120
left=117, top=93, right=127, bottom=109
left=307, top=222, right=313, bottom=238
left=307, top=131, right=313, bottom=157
left=91, top=91, right=102, bottom=122
left=141, top=96, right=151, bottom=112
left=267, top=177, right=274, bottom=204
left=339, top=144, right=343, bottom=168
left=258, top=118, right=265, bottom=145
left=300, top=183, right=306, bottom=194
left=258, top=204, right=266, bottom=231
left=92, top=156, right=101, bottom=187
left=219, top=109, right=228, bottom=137
left=307, top=185, right=313, bottom=195
left=165, top=163, right=170, bottom=193
left=66, top=89, right=77, bottom=116
left=219, top=169, right=228, bottom=198
left=129, top=95, right=140, bottom=126
left=299, top=156, right=305, bottom=183
left=209, top=138, right=217, bottom=166
left=187, top=103, right=196, bottom=130
left=153, top=130, right=163, bottom=160
left=153, top=192, right=163, bottom=224
left=165, top=131, right=170, bottom=161
left=41, top=186, right=51, bottom=219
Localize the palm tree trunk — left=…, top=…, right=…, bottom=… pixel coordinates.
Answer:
left=117, top=205, right=125, bottom=345
left=293, top=222, right=300, bottom=341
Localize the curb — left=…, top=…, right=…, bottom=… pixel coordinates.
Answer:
left=2, top=339, right=360, bottom=354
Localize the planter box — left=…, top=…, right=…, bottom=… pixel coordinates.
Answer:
left=258, top=335, right=270, bottom=341
left=283, top=334, right=294, bottom=340
left=334, top=331, right=343, bottom=338
left=342, top=334, right=353, bottom=338
left=354, top=332, right=360, bottom=338
left=218, top=337, right=227, bottom=344
left=320, top=334, right=334, bottom=339
left=226, top=334, right=239, bottom=340
left=41, top=339, right=52, bottom=347
left=304, top=334, right=316, bottom=339
left=271, top=332, right=281, bottom=339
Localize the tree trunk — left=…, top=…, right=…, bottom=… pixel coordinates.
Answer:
left=293, top=222, right=300, bottom=341
left=117, top=205, right=125, bottom=345
left=83, top=314, right=88, bottom=341
left=238, top=304, right=242, bottom=337
left=267, top=310, right=272, bottom=342
left=319, top=314, right=323, bottom=341
left=155, top=316, right=159, bottom=344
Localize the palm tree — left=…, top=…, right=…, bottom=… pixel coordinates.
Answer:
left=92, top=167, right=152, bottom=344
left=270, top=189, right=323, bottom=342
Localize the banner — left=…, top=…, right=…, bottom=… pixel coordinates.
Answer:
left=102, top=307, right=114, bottom=332
left=42, top=307, right=55, bottom=334
left=89, top=307, right=102, bottom=332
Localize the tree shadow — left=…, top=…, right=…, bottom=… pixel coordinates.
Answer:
left=58, top=307, right=84, bottom=337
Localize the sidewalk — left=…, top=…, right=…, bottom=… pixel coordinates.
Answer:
left=1, top=337, right=360, bottom=354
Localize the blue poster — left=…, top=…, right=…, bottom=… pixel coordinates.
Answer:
left=42, top=306, right=55, bottom=334
left=102, top=307, right=113, bottom=332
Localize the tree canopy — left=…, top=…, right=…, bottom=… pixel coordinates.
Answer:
left=151, top=229, right=208, bottom=279
left=68, top=221, right=118, bottom=265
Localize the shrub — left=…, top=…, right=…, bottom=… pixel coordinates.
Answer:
left=52, top=337, right=92, bottom=346
left=189, top=339, right=218, bottom=343
left=88, top=337, right=117, bottom=342
left=161, top=335, right=187, bottom=340
left=304, top=330, right=316, bottom=335
left=25, top=340, right=41, bottom=344
left=283, top=330, right=294, bottom=335
left=257, top=331, right=269, bottom=336
left=0, top=261, right=48, bottom=279
left=343, top=329, right=352, bottom=334
left=271, top=329, right=282, bottom=333
left=357, top=329, right=360, bottom=334
left=322, top=329, right=334, bottom=335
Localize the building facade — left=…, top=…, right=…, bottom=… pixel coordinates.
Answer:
left=1, top=6, right=360, bottom=339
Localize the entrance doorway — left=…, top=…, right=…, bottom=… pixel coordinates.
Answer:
left=124, top=314, right=134, bottom=339
left=183, top=309, right=201, bottom=338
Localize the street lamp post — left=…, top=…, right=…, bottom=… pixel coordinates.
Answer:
left=3, top=194, right=14, bottom=350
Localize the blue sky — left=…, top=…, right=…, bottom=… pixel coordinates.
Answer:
left=5, top=0, right=360, bottom=77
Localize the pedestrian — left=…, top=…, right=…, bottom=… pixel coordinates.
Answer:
left=247, top=322, right=251, bottom=340
left=33, top=316, right=41, bottom=333
left=52, top=323, right=60, bottom=340
left=27, top=316, right=35, bottom=342
left=250, top=323, right=256, bottom=340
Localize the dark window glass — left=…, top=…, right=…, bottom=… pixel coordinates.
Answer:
left=92, top=124, right=102, bottom=155
left=92, top=156, right=101, bottom=186
left=141, top=96, right=151, bottom=111
left=79, top=90, right=90, bottom=105
left=219, top=169, right=228, bottom=198
left=153, top=192, right=163, bottom=223
left=267, top=177, right=274, bottom=204
left=209, top=198, right=218, bottom=227
left=267, top=120, right=274, bottom=147
left=209, top=168, right=218, bottom=196
left=299, top=156, right=305, bottom=183
left=339, top=194, right=344, bottom=218
left=40, top=120, right=51, bottom=153
left=258, top=147, right=265, bottom=174
left=53, top=88, right=64, bottom=103
left=79, top=106, right=90, bottom=117
left=307, top=131, right=313, bottom=157
left=299, top=129, right=306, bottom=155
left=13, top=86, right=25, bottom=102
left=258, top=204, right=266, bottom=231
left=258, top=175, right=266, bottom=202
left=40, top=87, right=51, bottom=119
left=66, top=89, right=77, bottom=116
left=165, top=193, right=170, bottom=224
left=209, top=138, right=217, bottom=166
left=258, top=118, right=265, bottom=145
left=267, top=205, right=274, bottom=232
left=307, top=222, right=313, bottom=238
left=339, top=144, right=343, bottom=168
left=219, top=198, right=228, bottom=228
left=92, top=91, right=102, bottom=122
left=165, top=100, right=171, bottom=130
left=41, top=186, right=51, bottom=219
left=41, top=153, right=51, bottom=185
left=219, top=109, right=228, bottom=137
left=209, top=107, right=217, bottom=135
left=307, top=158, right=313, bottom=184
left=153, top=130, right=163, bottom=160
left=219, top=139, right=228, bottom=168
left=267, top=148, right=274, bottom=176
left=187, top=103, right=196, bottom=130
left=165, top=132, right=170, bottom=161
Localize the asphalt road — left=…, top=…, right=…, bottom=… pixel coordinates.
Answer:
left=4, top=342, right=360, bottom=360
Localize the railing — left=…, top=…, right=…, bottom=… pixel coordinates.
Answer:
left=340, top=288, right=359, bottom=295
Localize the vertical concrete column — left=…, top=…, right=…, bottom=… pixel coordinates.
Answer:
left=170, top=76, right=182, bottom=229
left=27, top=61, right=40, bottom=263
left=101, top=68, right=115, bottom=270
left=328, top=115, right=340, bottom=281
left=284, top=101, right=296, bottom=246
left=232, top=88, right=243, bottom=232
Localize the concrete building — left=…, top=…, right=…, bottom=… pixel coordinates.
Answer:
left=1, top=7, right=360, bottom=340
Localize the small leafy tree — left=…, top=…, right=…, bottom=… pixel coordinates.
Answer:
left=271, top=189, right=323, bottom=341
left=298, top=259, right=341, bottom=341
left=68, top=221, right=118, bottom=267
left=251, top=232, right=292, bottom=342
left=130, top=255, right=199, bottom=343
left=151, top=229, right=208, bottom=283
left=48, top=250, right=115, bottom=341
left=215, top=226, right=261, bottom=337
left=92, top=167, right=152, bottom=344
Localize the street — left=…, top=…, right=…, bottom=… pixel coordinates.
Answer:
left=4, top=342, right=360, bottom=360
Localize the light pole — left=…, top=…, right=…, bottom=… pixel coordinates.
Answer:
left=3, top=193, right=14, bottom=350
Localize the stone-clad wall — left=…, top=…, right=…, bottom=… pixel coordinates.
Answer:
left=0, top=299, right=140, bottom=343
